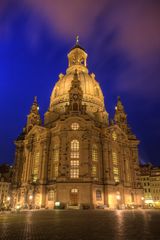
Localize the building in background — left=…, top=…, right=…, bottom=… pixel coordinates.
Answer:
left=140, top=164, right=160, bottom=208
left=0, top=164, right=12, bottom=210
left=12, top=38, right=143, bottom=209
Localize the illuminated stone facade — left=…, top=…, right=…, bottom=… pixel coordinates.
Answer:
left=12, top=39, right=143, bottom=209
left=140, top=164, right=160, bottom=208
left=0, top=164, right=12, bottom=209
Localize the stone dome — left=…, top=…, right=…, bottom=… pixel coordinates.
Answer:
left=49, top=41, right=105, bottom=115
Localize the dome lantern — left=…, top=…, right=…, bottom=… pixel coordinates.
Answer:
left=48, top=37, right=107, bottom=121
left=67, top=36, right=88, bottom=74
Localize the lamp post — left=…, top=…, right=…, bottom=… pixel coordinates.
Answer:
left=29, top=195, right=33, bottom=209
left=29, top=195, right=33, bottom=200
left=116, top=193, right=121, bottom=209
left=6, top=196, right=11, bottom=210
left=141, top=197, right=144, bottom=209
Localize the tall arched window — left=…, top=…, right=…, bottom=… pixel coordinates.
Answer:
left=33, top=151, right=40, bottom=182
left=48, top=190, right=54, bottom=201
left=70, top=140, right=79, bottom=178
left=92, top=144, right=98, bottom=178
left=112, top=151, right=119, bottom=183
left=125, top=159, right=131, bottom=182
left=73, top=103, right=78, bottom=111
left=71, top=140, right=79, bottom=158
left=53, top=145, right=59, bottom=178
left=92, top=144, right=98, bottom=162
left=96, top=190, right=102, bottom=201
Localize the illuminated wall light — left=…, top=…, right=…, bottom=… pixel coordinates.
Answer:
left=29, top=195, right=33, bottom=200
left=144, top=199, right=153, bottom=204
left=116, top=195, right=121, bottom=200
left=55, top=202, right=60, bottom=207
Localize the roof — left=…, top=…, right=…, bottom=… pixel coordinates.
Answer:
left=70, top=44, right=86, bottom=52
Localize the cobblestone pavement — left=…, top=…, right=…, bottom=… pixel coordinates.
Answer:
left=0, top=209, right=160, bottom=240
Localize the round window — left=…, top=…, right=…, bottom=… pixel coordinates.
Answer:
left=71, top=122, right=79, bottom=130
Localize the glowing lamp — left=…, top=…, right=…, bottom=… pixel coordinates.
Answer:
left=29, top=195, right=33, bottom=200
left=55, top=202, right=60, bottom=207
left=116, top=195, right=121, bottom=200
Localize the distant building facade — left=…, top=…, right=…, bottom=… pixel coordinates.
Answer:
left=12, top=39, right=143, bottom=209
left=140, top=164, right=160, bottom=208
left=0, top=164, right=12, bottom=209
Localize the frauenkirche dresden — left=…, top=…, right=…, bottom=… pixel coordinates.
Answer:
left=12, top=38, right=143, bottom=209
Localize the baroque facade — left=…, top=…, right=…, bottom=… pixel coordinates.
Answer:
left=140, top=164, right=160, bottom=208
left=0, top=164, right=12, bottom=209
left=12, top=39, right=143, bottom=209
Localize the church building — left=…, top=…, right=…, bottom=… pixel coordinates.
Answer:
left=12, top=38, right=143, bottom=209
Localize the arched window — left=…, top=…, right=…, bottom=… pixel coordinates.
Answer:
left=92, top=165, right=97, bottom=177
left=53, top=145, right=59, bottom=178
left=125, top=159, right=131, bottom=182
left=73, top=103, right=78, bottom=111
left=70, top=140, right=79, bottom=178
left=71, top=140, right=79, bottom=159
left=96, top=190, right=102, bottom=201
left=80, top=58, right=84, bottom=65
left=53, top=145, right=59, bottom=162
left=71, top=188, right=78, bottom=193
left=92, top=144, right=98, bottom=161
left=92, top=144, right=98, bottom=178
left=33, top=151, right=40, bottom=182
left=112, top=151, right=119, bottom=183
left=48, top=190, right=54, bottom=201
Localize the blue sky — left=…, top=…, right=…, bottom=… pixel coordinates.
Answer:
left=0, top=0, right=160, bottom=165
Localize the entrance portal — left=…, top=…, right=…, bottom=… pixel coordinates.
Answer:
left=70, top=189, right=78, bottom=206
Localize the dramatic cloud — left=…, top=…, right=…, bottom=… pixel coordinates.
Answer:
left=26, top=0, right=108, bottom=40
left=0, top=0, right=160, bottom=96
left=23, top=0, right=160, bottom=97
left=0, top=0, right=160, bottom=164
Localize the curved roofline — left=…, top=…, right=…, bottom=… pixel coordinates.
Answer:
left=69, top=44, right=86, bottom=53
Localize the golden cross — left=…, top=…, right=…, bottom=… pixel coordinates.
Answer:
left=76, top=35, right=79, bottom=45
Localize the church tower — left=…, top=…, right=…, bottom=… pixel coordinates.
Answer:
left=26, top=96, right=41, bottom=133
left=114, top=96, right=128, bottom=132
left=65, top=69, right=86, bottom=114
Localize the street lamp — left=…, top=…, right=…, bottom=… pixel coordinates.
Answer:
left=141, top=197, right=144, bottom=208
left=116, top=193, right=121, bottom=209
left=116, top=192, right=121, bottom=209
left=116, top=195, right=121, bottom=201
left=7, top=196, right=11, bottom=201
left=29, top=195, right=33, bottom=200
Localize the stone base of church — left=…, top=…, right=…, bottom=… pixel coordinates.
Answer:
left=12, top=183, right=143, bottom=210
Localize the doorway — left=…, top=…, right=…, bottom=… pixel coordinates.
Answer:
left=70, top=189, right=78, bottom=206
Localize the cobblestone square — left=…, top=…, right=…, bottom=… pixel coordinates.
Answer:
left=0, top=210, right=160, bottom=240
